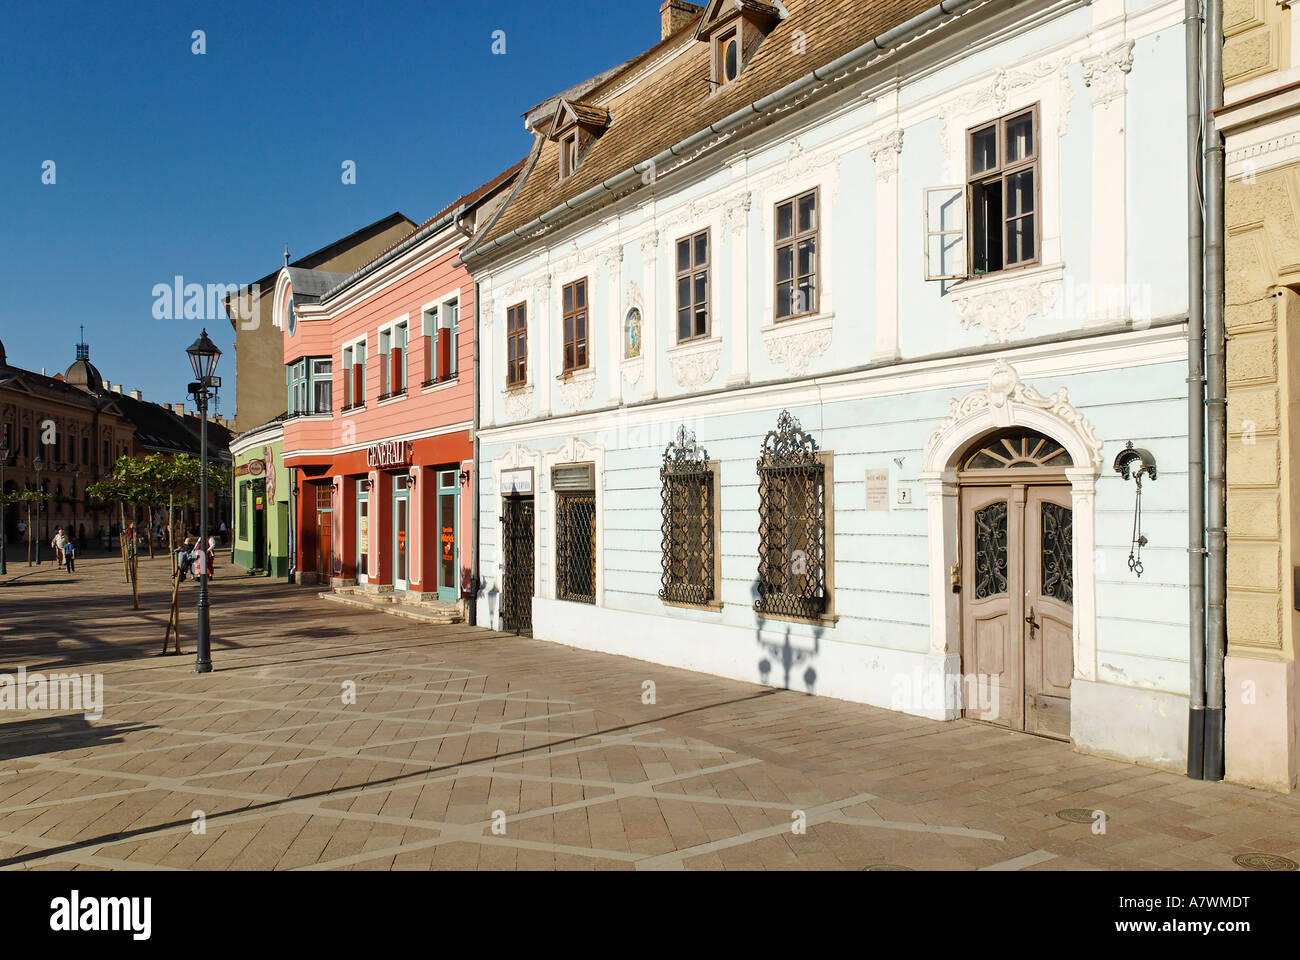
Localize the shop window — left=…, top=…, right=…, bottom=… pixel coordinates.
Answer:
left=554, top=463, right=595, bottom=604
left=755, top=410, right=830, bottom=621
left=659, top=426, right=718, bottom=606
left=506, top=302, right=527, bottom=386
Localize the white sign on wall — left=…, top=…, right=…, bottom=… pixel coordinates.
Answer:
left=865, top=468, right=890, bottom=511
left=501, top=468, right=534, bottom=496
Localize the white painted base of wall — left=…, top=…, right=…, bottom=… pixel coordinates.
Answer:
left=522, top=597, right=963, bottom=721
left=1225, top=655, right=1299, bottom=793
left=1070, top=678, right=1188, bottom=772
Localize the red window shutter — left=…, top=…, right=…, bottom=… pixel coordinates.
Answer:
left=437, top=333, right=450, bottom=381
left=353, top=364, right=364, bottom=404
left=391, top=348, right=402, bottom=392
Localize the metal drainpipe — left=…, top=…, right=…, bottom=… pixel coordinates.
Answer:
left=1203, top=0, right=1227, bottom=781
left=469, top=281, right=481, bottom=627
left=1186, top=0, right=1208, bottom=779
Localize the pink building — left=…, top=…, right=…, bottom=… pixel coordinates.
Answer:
left=280, top=165, right=521, bottom=608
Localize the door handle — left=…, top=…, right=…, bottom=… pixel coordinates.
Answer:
left=1025, top=607, right=1039, bottom=638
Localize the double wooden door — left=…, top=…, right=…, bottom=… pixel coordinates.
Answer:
left=961, top=483, right=1074, bottom=740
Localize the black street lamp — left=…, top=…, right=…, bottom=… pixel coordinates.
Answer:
left=0, top=437, right=8, bottom=575
left=186, top=329, right=221, bottom=674
left=33, top=456, right=44, bottom=565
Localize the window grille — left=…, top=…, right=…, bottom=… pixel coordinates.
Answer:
left=659, top=425, right=715, bottom=605
left=755, top=410, right=827, bottom=620
left=556, top=491, right=596, bottom=604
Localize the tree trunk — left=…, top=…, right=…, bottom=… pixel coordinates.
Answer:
left=26, top=502, right=32, bottom=566
left=119, top=501, right=130, bottom=583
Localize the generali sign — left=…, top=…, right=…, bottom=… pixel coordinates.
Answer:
left=366, top=439, right=414, bottom=469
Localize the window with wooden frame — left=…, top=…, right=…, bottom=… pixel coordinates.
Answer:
left=506, top=302, right=527, bottom=386
left=676, top=230, right=710, bottom=342
left=659, top=426, right=719, bottom=607
left=774, top=189, right=818, bottom=320
left=924, top=104, right=1040, bottom=281
left=561, top=278, right=588, bottom=374
left=716, top=27, right=740, bottom=87
left=697, top=0, right=778, bottom=93
left=754, top=410, right=831, bottom=622
left=560, top=132, right=580, bottom=180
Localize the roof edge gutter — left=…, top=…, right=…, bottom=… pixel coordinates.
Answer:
left=462, top=0, right=986, bottom=264
left=319, top=205, right=467, bottom=305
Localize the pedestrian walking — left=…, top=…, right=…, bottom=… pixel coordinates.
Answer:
left=62, top=538, right=76, bottom=573
left=219, top=521, right=228, bottom=546
left=51, top=527, right=68, bottom=571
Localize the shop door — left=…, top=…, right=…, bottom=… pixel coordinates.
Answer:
left=436, top=470, right=459, bottom=602
left=960, top=482, right=1074, bottom=740
left=251, top=479, right=267, bottom=570
left=393, top=475, right=409, bottom=591
left=315, top=483, right=334, bottom=583
left=501, top=493, right=534, bottom=635
left=356, top=481, right=370, bottom=584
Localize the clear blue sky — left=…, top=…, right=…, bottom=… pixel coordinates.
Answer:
left=0, top=0, right=659, bottom=415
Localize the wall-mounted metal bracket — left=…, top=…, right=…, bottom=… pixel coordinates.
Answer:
left=1114, top=442, right=1157, bottom=578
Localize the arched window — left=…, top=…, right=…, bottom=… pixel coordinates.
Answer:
left=960, top=429, right=1072, bottom=471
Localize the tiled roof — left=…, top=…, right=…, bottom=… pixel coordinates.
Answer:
left=476, top=0, right=938, bottom=253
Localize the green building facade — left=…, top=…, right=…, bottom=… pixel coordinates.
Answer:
left=230, top=417, right=289, bottom=577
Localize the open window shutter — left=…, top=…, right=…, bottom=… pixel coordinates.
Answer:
left=353, top=362, right=364, bottom=404
left=924, top=185, right=968, bottom=281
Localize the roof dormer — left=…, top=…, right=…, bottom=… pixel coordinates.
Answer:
left=548, top=98, right=611, bottom=181
left=694, top=0, right=782, bottom=92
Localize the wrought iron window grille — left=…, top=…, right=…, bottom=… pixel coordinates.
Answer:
left=556, top=491, right=596, bottom=604
left=755, top=410, right=828, bottom=620
left=659, top=425, right=715, bottom=606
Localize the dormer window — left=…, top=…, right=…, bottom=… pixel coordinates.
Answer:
left=549, top=98, right=610, bottom=182
left=720, top=28, right=739, bottom=85
left=561, top=132, right=580, bottom=179
left=696, top=0, right=782, bottom=92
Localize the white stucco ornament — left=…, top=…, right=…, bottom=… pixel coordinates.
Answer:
left=925, top=359, right=1104, bottom=469
left=951, top=279, right=1060, bottom=342
left=668, top=338, right=721, bottom=388
left=1081, top=41, right=1135, bottom=106
left=503, top=385, right=534, bottom=419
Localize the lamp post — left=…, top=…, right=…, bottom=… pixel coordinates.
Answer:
left=33, top=456, right=44, bottom=565
left=0, top=437, right=8, bottom=575
left=186, top=329, right=221, bottom=674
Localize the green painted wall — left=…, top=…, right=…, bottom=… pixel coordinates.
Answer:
left=231, top=433, right=289, bottom=576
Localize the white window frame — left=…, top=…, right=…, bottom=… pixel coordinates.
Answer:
left=376, top=314, right=409, bottom=402
left=421, top=288, right=463, bottom=390
left=342, top=334, right=367, bottom=408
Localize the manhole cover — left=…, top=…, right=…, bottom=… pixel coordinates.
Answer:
left=862, top=864, right=913, bottom=871
left=1233, top=853, right=1298, bottom=871
left=355, top=672, right=418, bottom=684
left=1056, top=808, right=1101, bottom=823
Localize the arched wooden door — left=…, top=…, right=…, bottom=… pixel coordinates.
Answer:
left=959, top=430, right=1074, bottom=740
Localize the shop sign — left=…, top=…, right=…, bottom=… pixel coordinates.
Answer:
left=236, top=459, right=266, bottom=477
left=501, top=468, right=533, bottom=495
left=367, top=440, right=414, bottom=469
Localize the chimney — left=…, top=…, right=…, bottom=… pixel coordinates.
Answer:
left=130, top=389, right=142, bottom=400
left=111, top=384, right=122, bottom=394
left=174, top=403, right=185, bottom=416
left=660, top=0, right=701, bottom=39
left=103, top=380, right=111, bottom=392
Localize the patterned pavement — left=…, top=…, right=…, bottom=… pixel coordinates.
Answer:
left=0, top=550, right=1297, bottom=870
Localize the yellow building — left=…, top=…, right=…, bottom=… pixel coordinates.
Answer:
left=1219, top=0, right=1300, bottom=791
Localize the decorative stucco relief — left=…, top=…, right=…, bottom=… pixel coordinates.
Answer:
left=950, top=275, right=1061, bottom=342
left=925, top=359, right=1104, bottom=469
left=760, top=313, right=833, bottom=375
left=868, top=130, right=904, bottom=182
left=1081, top=40, right=1135, bottom=106
left=556, top=370, right=596, bottom=409
left=667, top=337, right=721, bottom=389
left=503, top=385, right=534, bottom=420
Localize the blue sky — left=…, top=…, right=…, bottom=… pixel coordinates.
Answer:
left=0, top=0, right=659, bottom=415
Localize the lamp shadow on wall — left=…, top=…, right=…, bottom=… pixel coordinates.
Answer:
left=750, top=579, right=821, bottom=695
